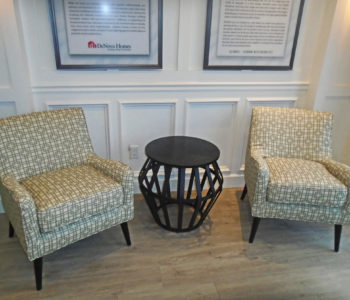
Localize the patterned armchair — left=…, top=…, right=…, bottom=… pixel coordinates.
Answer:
left=241, top=107, right=350, bottom=251
left=0, top=108, right=134, bottom=290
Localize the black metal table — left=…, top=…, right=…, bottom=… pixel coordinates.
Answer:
left=138, top=136, right=223, bottom=232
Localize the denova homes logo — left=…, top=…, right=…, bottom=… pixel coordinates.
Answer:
left=88, top=41, right=97, bottom=48
left=87, top=41, right=131, bottom=50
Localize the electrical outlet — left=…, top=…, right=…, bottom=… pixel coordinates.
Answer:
left=129, top=144, right=139, bottom=159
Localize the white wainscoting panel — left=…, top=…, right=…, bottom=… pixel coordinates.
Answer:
left=0, top=33, right=10, bottom=88
left=185, top=98, right=240, bottom=173
left=46, top=102, right=111, bottom=159
left=119, top=99, right=178, bottom=172
left=0, top=101, right=16, bottom=118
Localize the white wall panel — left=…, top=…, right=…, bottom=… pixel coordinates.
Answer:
left=0, top=101, right=17, bottom=118
left=119, top=100, right=177, bottom=172
left=314, top=0, right=350, bottom=164
left=185, top=98, right=239, bottom=172
left=0, top=34, right=10, bottom=88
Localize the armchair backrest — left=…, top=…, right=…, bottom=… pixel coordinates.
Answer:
left=249, top=106, right=333, bottom=160
left=0, top=108, right=93, bottom=181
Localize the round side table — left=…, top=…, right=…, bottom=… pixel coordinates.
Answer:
left=138, top=136, right=223, bottom=232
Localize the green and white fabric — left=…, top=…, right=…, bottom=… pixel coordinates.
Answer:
left=22, top=165, right=124, bottom=233
left=0, top=108, right=93, bottom=181
left=245, top=107, right=350, bottom=225
left=249, top=106, right=333, bottom=160
left=0, top=108, right=134, bottom=261
left=266, top=157, right=347, bottom=207
left=87, top=153, right=134, bottom=207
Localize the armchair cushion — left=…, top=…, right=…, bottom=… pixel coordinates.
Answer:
left=21, top=164, right=123, bottom=233
left=266, top=158, right=347, bottom=207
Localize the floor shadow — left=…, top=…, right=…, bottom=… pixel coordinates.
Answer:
left=234, top=188, right=350, bottom=268
left=235, top=187, right=253, bottom=242
left=134, top=194, right=214, bottom=245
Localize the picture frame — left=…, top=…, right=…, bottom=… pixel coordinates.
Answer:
left=49, top=0, right=163, bottom=70
left=203, top=0, right=305, bottom=70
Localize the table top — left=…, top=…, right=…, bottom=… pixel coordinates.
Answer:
left=145, top=136, right=220, bottom=168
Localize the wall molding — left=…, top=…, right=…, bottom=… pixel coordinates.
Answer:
left=184, top=97, right=239, bottom=137
left=31, top=81, right=310, bottom=93
left=247, top=97, right=298, bottom=102
left=186, top=97, right=240, bottom=103
left=118, top=99, right=178, bottom=162
left=0, top=85, right=11, bottom=91
left=0, top=88, right=14, bottom=100
left=0, top=101, right=17, bottom=117
left=184, top=97, right=240, bottom=173
left=119, top=99, right=178, bottom=105
left=0, top=99, right=15, bottom=104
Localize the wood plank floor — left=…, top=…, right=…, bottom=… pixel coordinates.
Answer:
left=1, top=188, right=350, bottom=299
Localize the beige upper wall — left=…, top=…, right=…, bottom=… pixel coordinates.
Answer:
left=314, top=0, right=350, bottom=164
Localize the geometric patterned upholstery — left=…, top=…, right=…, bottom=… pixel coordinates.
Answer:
left=21, top=165, right=124, bottom=233
left=0, top=108, right=93, bottom=181
left=266, top=157, right=347, bottom=208
left=244, top=106, right=350, bottom=225
left=249, top=106, right=333, bottom=160
left=0, top=108, right=134, bottom=261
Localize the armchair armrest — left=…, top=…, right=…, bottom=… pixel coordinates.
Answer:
left=245, top=147, right=270, bottom=207
left=319, top=159, right=350, bottom=210
left=319, top=159, right=350, bottom=186
left=87, top=153, right=134, bottom=206
left=0, top=175, right=41, bottom=260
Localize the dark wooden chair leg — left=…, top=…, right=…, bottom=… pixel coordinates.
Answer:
left=249, top=217, right=261, bottom=243
left=241, top=185, right=247, bottom=201
left=121, top=222, right=131, bottom=246
left=33, top=257, right=43, bottom=291
left=9, top=222, right=14, bottom=238
left=334, top=224, right=342, bottom=252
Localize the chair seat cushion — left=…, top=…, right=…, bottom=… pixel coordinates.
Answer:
left=21, top=165, right=123, bottom=233
left=266, top=158, right=347, bottom=207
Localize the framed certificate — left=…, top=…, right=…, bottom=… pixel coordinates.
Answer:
left=49, top=0, right=163, bottom=69
left=204, top=0, right=305, bottom=70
